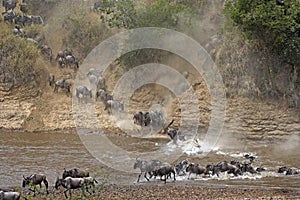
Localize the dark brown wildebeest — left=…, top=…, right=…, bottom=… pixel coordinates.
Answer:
left=62, top=168, right=90, bottom=179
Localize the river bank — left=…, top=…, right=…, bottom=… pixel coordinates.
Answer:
left=14, top=184, right=300, bottom=200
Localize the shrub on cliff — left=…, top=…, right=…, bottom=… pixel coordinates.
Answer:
left=225, top=0, right=300, bottom=68
left=0, top=25, right=39, bottom=89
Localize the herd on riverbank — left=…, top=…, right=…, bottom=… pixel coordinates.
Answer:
left=0, top=154, right=298, bottom=200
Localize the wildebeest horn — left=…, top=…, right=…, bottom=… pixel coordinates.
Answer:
left=23, top=175, right=26, bottom=179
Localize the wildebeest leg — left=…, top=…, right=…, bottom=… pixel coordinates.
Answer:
left=43, top=179, right=49, bottom=194
left=63, top=188, right=69, bottom=198
left=163, top=175, right=167, bottom=184
left=137, top=172, right=142, bottom=182
left=148, top=172, right=153, bottom=179
left=144, top=172, right=150, bottom=181
left=172, top=171, right=176, bottom=181
left=187, top=172, right=191, bottom=180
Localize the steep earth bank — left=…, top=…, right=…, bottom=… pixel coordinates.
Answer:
left=0, top=0, right=299, bottom=143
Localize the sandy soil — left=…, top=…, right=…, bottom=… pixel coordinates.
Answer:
left=19, top=184, right=300, bottom=200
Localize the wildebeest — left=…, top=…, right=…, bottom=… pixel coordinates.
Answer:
left=93, top=1, right=113, bottom=12
left=87, top=68, right=102, bottom=78
left=175, top=160, right=189, bottom=175
left=0, top=191, right=20, bottom=200
left=55, top=176, right=97, bottom=198
left=133, top=111, right=150, bottom=126
left=213, top=161, right=242, bottom=177
left=256, top=167, right=266, bottom=172
left=87, top=69, right=105, bottom=91
left=161, top=119, right=181, bottom=141
left=62, top=168, right=90, bottom=179
left=133, top=159, right=162, bottom=183
left=65, top=55, right=79, bottom=70
left=186, top=163, right=207, bottom=179
left=75, top=86, right=92, bottom=103
left=49, top=73, right=55, bottom=87
left=26, top=15, right=44, bottom=25
left=55, top=177, right=88, bottom=199
left=133, top=110, right=164, bottom=128
left=22, top=174, right=49, bottom=195
left=96, top=76, right=106, bottom=91
left=20, top=3, right=28, bottom=13
left=96, top=89, right=113, bottom=103
left=244, top=154, right=256, bottom=162
left=240, top=162, right=257, bottom=174
left=13, top=15, right=27, bottom=27
left=104, top=99, right=124, bottom=114
left=12, top=25, right=24, bottom=36
left=152, top=164, right=176, bottom=183
left=3, top=10, right=16, bottom=24
left=54, top=79, right=71, bottom=96
left=3, top=0, right=17, bottom=11
left=56, top=49, right=73, bottom=67
left=40, top=45, right=53, bottom=62
left=278, top=166, right=299, bottom=175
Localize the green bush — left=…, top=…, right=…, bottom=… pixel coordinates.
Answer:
left=225, top=0, right=300, bottom=67
left=62, top=11, right=111, bottom=59
left=0, top=27, right=39, bottom=88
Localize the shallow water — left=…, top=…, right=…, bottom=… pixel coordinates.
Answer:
left=0, top=131, right=299, bottom=191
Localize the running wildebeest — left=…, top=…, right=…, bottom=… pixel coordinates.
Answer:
left=175, top=160, right=189, bottom=175
left=75, top=86, right=92, bottom=103
left=213, top=161, right=242, bottom=177
left=256, top=167, right=266, bottom=172
left=240, top=162, right=257, bottom=174
left=133, top=159, right=163, bottom=183
left=54, top=79, right=71, bottom=96
left=0, top=191, right=20, bottom=200
left=62, top=168, right=90, bottom=179
left=186, top=163, right=207, bottom=179
left=152, top=163, right=176, bottom=183
left=104, top=99, right=124, bottom=114
left=133, top=110, right=165, bottom=128
left=22, top=174, right=49, bottom=195
left=278, top=166, right=299, bottom=175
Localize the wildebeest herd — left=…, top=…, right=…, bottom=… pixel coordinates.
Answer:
left=133, top=154, right=299, bottom=184
left=2, top=0, right=44, bottom=29
left=0, top=168, right=98, bottom=200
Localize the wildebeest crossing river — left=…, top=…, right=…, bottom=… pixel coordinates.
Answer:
left=0, top=131, right=299, bottom=191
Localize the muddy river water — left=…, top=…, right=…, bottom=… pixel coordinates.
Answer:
left=0, top=131, right=299, bottom=191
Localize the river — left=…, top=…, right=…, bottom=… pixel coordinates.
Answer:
left=0, top=131, right=299, bottom=191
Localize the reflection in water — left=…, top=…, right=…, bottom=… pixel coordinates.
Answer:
left=0, top=131, right=299, bottom=190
